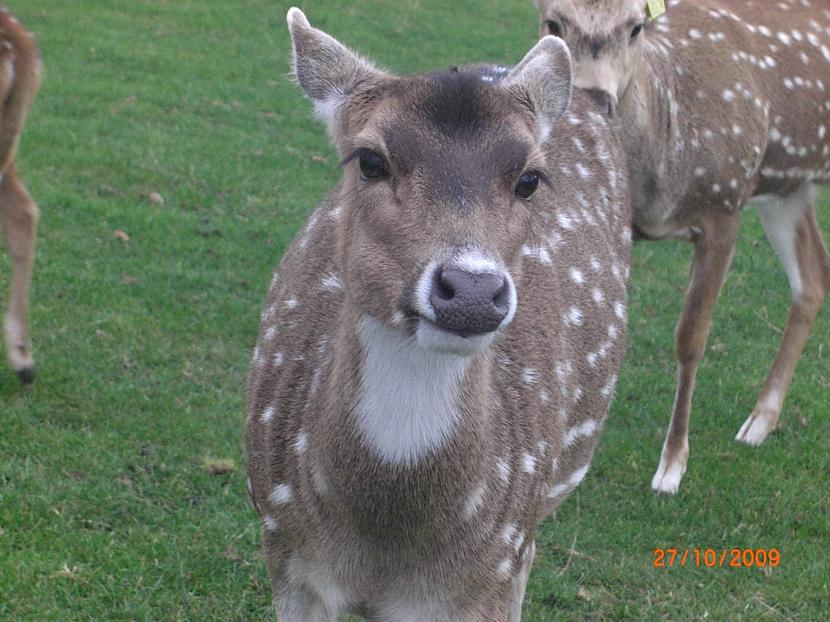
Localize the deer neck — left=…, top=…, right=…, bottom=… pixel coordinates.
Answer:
left=619, top=44, right=682, bottom=162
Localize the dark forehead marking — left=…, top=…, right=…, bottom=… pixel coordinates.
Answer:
left=381, top=71, right=533, bottom=208
left=414, top=70, right=499, bottom=136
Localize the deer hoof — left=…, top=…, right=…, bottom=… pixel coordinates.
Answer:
left=651, top=458, right=685, bottom=495
left=16, top=367, right=35, bottom=384
left=735, top=412, right=776, bottom=446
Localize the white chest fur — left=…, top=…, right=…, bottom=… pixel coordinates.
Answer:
left=355, top=315, right=470, bottom=466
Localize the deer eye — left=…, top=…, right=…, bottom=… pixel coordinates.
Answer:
left=630, top=23, right=644, bottom=40
left=515, top=171, right=540, bottom=199
left=358, top=150, right=389, bottom=180
left=545, top=20, right=562, bottom=38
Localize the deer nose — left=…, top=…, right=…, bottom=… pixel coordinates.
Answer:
left=584, top=88, right=617, bottom=118
left=429, top=267, right=510, bottom=336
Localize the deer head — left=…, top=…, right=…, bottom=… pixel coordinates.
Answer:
left=533, top=0, right=651, bottom=116
left=288, top=8, right=573, bottom=356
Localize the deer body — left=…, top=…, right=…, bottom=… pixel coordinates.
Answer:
left=0, top=8, right=41, bottom=383
left=533, top=0, right=830, bottom=493
left=246, top=9, right=631, bottom=621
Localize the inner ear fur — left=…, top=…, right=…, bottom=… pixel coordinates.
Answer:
left=287, top=7, right=389, bottom=138
left=503, top=35, right=573, bottom=142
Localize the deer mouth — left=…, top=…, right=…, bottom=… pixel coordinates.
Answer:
left=414, top=316, right=498, bottom=356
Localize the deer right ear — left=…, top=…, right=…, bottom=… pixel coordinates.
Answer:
left=503, top=35, right=573, bottom=143
left=287, top=8, right=386, bottom=133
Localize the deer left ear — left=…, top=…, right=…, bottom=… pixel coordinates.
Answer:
left=287, top=8, right=386, bottom=132
left=503, top=35, right=572, bottom=143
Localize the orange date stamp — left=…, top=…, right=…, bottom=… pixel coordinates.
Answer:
left=653, top=547, right=781, bottom=569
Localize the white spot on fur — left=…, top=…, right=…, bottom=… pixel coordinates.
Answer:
left=601, top=373, right=618, bottom=398
left=463, top=482, right=486, bottom=519
left=269, top=483, right=294, bottom=505
left=294, top=432, right=308, bottom=456
left=522, top=453, right=537, bottom=474
left=564, top=307, right=583, bottom=326
left=564, top=420, right=598, bottom=447
left=569, top=463, right=590, bottom=487
left=322, top=273, right=342, bottom=290
left=260, top=405, right=275, bottom=423
left=311, top=464, right=329, bottom=495
left=547, top=464, right=590, bottom=500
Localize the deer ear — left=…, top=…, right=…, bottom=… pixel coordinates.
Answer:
left=503, top=35, right=572, bottom=143
left=287, top=8, right=386, bottom=131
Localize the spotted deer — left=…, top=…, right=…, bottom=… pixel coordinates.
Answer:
left=245, top=8, right=631, bottom=621
left=532, top=0, right=830, bottom=493
left=0, top=7, right=41, bottom=383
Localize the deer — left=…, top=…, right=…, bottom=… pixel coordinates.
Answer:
left=0, top=7, right=41, bottom=384
left=532, top=0, right=830, bottom=494
left=245, top=8, right=631, bottom=621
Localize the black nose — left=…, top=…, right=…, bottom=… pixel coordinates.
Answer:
left=584, top=88, right=617, bottom=117
left=429, top=267, right=510, bottom=337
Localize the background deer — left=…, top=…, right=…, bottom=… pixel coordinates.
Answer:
left=0, top=7, right=41, bottom=383
left=533, top=0, right=830, bottom=493
left=245, top=8, right=631, bottom=620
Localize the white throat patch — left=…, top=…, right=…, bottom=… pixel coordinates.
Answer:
left=355, top=315, right=470, bottom=466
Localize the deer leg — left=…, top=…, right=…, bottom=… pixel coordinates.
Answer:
left=0, top=164, right=38, bottom=383
left=651, top=211, right=741, bottom=494
left=264, top=534, right=342, bottom=622
left=737, top=186, right=830, bottom=445
left=275, top=586, right=339, bottom=622
left=507, top=540, right=535, bottom=622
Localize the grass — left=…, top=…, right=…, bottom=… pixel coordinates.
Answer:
left=0, top=1, right=827, bottom=620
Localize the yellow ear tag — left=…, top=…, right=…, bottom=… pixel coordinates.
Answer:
left=646, top=0, right=666, bottom=20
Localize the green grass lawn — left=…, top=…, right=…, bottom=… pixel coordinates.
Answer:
left=1, top=1, right=827, bottom=620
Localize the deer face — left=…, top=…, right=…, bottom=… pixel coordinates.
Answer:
left=533, top=0, right=648, bottom=116
left=288, top=9, right=572, bottom=356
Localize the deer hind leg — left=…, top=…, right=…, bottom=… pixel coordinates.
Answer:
left=265, top=537, right=343, bottom=622
left=737, top=184, right=830, bottom=445
left=0, top=164, right=38, bottom=383
left=275, top=585, right=339, bottom=622
left=651, top=211, right=742, bottom=494
left=507, top=540, right=535, bottom=622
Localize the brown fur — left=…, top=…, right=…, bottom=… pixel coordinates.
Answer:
left=0, top=7, right=41, bottom=383
left=245, top=10, right=631, bottom=621
left=534, top=0, right=830, bottom=493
